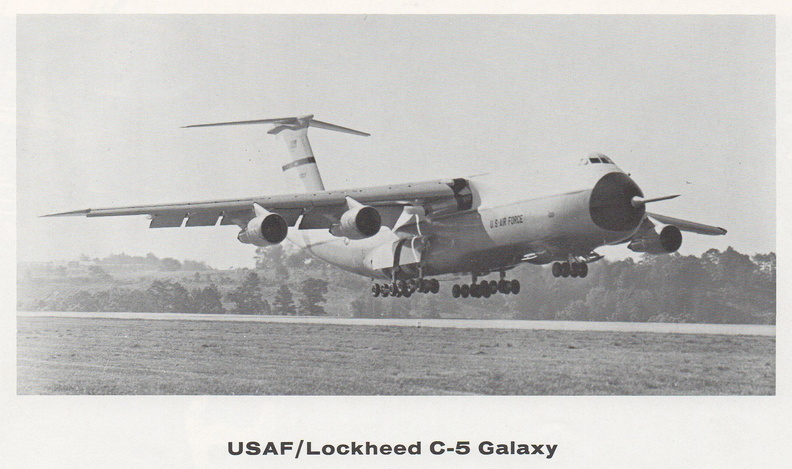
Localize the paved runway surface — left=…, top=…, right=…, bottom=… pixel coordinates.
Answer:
left=18, top=311, right=775, bottom=336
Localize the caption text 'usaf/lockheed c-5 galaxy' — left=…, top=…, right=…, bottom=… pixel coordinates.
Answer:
left=47, top=116, right=726, bottom=299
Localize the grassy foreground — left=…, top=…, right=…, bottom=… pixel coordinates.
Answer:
left=17, top=316, right=774, bottom=395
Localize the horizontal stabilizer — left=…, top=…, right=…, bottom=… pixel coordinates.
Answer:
left=647, top=212, right=727, bottom=236
left=307, top=119, right=370, bottom=136
left=183, top=115, right=369, bottom=137
left=182, top=117, right=295, bottom=128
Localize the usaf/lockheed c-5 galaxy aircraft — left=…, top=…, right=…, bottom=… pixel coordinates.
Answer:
left=47, top=115, right=726, bottom=299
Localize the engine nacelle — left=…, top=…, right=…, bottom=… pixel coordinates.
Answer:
left=627, top=224, right=683, bottom=254
left=237, top=211, right=288, bottom=246
left=330, top=205, right=382, bottom=240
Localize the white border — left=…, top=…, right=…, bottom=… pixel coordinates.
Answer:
left=2, top=2, right=789, bottom=468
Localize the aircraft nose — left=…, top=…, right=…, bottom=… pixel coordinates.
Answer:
left=589, top=172, right=645, bottom=232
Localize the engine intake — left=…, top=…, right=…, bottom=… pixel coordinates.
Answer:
left=238, top=211, right=288, bottom=246
left=330, top=205, right=382, bottom=239
left=628, top=224, right=682, bottom=254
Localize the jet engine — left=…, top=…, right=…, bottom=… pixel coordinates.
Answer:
left=330, top=204, right=382, bottom=239
left=628, top=224, right=683, bottom=254
left=237, top=210, right=288, bottom=246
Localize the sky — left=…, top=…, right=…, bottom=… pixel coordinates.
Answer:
left=16, top=15, right=775, bottom=268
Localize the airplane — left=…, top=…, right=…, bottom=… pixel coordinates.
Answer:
left=46, top=115, right=727, bottom=299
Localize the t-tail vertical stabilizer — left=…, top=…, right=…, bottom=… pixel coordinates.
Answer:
left=183, top=115, right=369, bottom=191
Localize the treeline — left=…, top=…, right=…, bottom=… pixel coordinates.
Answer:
left=509, top=248, right=775, bottom=324
left=255, top=245, right=774, bottom=324
left=87, top=252, right=213, bottom=271
left=23, top=253, right=214, bottom=276
left=338, top=247, right=775, bottom=325
left=41, top=272, right=330, bottom=316
left=22, top=246, right=775, bottom=324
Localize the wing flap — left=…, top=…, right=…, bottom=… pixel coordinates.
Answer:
left=298, top=207, right=343, bottom=229
left=150, top=214, right=185, bottom=228
left=185, top=212, right=221, bottom=227
left=220, top=211, right=251, bottom=227
left=647, top=212, right=727, bottom=236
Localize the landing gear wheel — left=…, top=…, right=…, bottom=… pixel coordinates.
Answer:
left=372, top=284, right=381, bottom=297
left=430, top=278, right=440, bottom=294
left=552, top=262, right=562, bottom=278
left=498, top=279, right=509, bottom=294
left=482, top=287, right=491, bottom=298
left=381, top=285, right=390, bottom=297
left=452, top=284, right=461, bottom=298
left=570, top=263, right=579, bottom=278
left=510, top=279, right=521, bottom=294
left=561, top=262, right=570, bottom=278
left=402, top=289, right=412, bottom=298
left=460, top=284, right=470, bottom=298
left=417, top=279, right=427, bottom=293
left=470, top=283, right=480, bottom=298
left=397, top=280, right=407, bottom=294
left=489, top=280, right=499, bottom=294
left=579, top=262, right=588, bottom=278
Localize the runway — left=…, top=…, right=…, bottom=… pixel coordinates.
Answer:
left=17, top=311, right=775, bottom=336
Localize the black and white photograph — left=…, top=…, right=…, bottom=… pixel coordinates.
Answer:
left=3, top=6, right=789, bottom=469
left=16, top=14, right=775, bottom=395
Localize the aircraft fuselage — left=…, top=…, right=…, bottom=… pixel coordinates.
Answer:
left=289, top=157, right=645, bottom=280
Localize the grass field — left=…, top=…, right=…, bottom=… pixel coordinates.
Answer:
left=17, top=316, right=774, bottom=395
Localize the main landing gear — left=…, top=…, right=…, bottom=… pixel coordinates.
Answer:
left=451, top=272, right=520, bottom=299
left=371, top=278, right=440, bottom=298
left=551, top=261, right=588, bottom=278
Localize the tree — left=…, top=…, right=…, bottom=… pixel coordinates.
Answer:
left=350, top=295, right=375, bottom=318
left=272, top=285, right=297, bottom=315
left=146, top=252, right=159, bottom=265
left=183, top=259, right=213, bottom=271
left=420, top=296, right=440, bottom=319
left=256, top=245, right=290, bottom=278
left=285, top=249, right=315, bottom=269
left=558, top=299, right=588, bottom=320
left=160, top=257, right=182, bottom=271
left=227, top=272, right=270, bottom=314
left=385, top=297, right=410, bottom=318
left=752, top=252, right=776, bottom=274
left=299, top=278, right=329, bottom=315
left=88, top=265, right=112, bottom=280
left=190, top=284, right=226, bottom=314
left=147, top=280, right=192, bottom=312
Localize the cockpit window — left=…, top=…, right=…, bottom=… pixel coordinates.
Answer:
left=582, top=154, right=615, bottom=165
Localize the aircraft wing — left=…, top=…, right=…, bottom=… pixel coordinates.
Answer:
left=646, top=212, right=727, bottom=235
left=44, top=178, right=474, bottom=230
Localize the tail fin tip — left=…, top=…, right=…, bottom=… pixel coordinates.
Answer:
left=183, top=115, right=369, bottom=136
